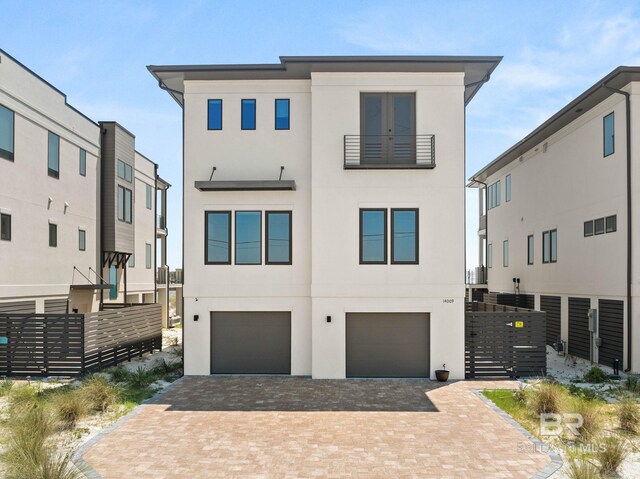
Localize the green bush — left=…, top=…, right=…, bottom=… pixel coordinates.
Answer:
left=626, top=374, right=640, bottom=393
left=53, top=390, right=87, bottom=429
left=568, top=384, right=598, bottom=401
left=564, top=458, right=600, bottom=479
left=78, top=376, right=119, bottom=413
left=108, top=365, right=132, bottom=383
left=127, top=366, right=155, bottom=388
left=0, top=378, right=14, bottom=397
left=596, top=435, right=627, bottom=475
left=9, top=384, right=41, bottom=413
left=617, top=396, right=639, bottom=433
left=584, top=366, right=608, bottom=384
left=528, top=382, right=562, bottom=415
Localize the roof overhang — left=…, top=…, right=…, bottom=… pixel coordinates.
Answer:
left=148, top=55, right=502, bottom=107
left=469, top=66, right=640, bottom=184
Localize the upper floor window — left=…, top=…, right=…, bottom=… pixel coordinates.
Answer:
left=606, top=215, right=617, bottom=233
left=48, top=132, right=60, bottom=178
left=208, top=99, right=222, bottom=130
left=49, top=222, right=57, bottom=247
left=241, top=99, right=256, bottom=130
left=79, top=229, right=86, bottom=251
left=487, top=243, right=493, bottom=268
left=129, top=253, right=135, bottom=268
left=235, top=211, right=261, bottom=265
left=542, top=229, right=557, bottom=263
left=275, top=99, right=290, bottom=130
left=527, top=234, right=534, bottom=265
left=505, top=174, right=511, bottom=202
left=109, top=266, right=117, bottom=300
left=117, top=185, right=132, bottom=223
left=1, top=213, right=11, bottom=241
left=488, top=181, right=501, bottom=209
left=117, top=159, right=132, bottom=183
left=145, top=243, right=152, bottom=269
left=594, top=217, right=605, bottom=235
left=360, top=209, right=387, bottom=264
left=205, top=211, right=231, bottom=264
left=603, top=112, right=614, bottom=157
left=266, top=211, right=292, bottom=265
left=391, top=209, right=418, bottom=264
left=0, top=104, right=15, bottom=161
left=79, top=149, right=86, bottom=176
left=503, top=239, right=509, bottom=267
left=584, top=220, right=594, bottom=237
left=146, top=184, right=153, bottom=209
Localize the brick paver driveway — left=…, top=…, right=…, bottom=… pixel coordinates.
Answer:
left=79, top=377, right=555, bottom=478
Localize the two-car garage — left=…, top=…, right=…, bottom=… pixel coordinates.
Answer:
left=210, top=311, right=431, bottom=378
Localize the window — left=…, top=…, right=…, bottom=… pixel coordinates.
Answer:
left=391, top=209, right=418, bottom=264
left=235, top=211, right=261, bottom=264
left=527, top=235, right=534, bottom=265
left=603, top=112, right=614, bottom=157
left=129, top=253, right=135, bottom=268
left=360, top=209, right=386, bottom=264
left=205, top=211, right=231, bottom=264
left=550, top=229, right=557, bottom=262
left=584, top=220, right=594, bottom=237
left=606, top=215, right=617, bottom=233
left=505, top=174, right=511, bottom=202
left=207, top=99, right=222, bottom=130
left=241, top=99, right=256, bottom=130
left=48, top=132, right=59, bottom=178
left=0, top=104, right=15, bottom=161
left=145, top=243, right=152, bottom=269
left=109, top=266, right=117, bottom=300
left=544, top=229, right=557, bottom=263
left=117, top=185, right=132, bottom=223
left=487, top=243, right=493, bottom=268
left=78, top=229, right=86, bottom=251
left=266, top=211, right=292, bottom=264
left=275, top=99, right=290, bottom=130
left=79, top=149, right=86, bottom=176
left=49, top=223, right=57, bottom=247
left=503, top=240, right=509, bottom=267
left=117, top=159, right=132, bottom=183
left=542, top=231, right=550, bottom=263
left=488, top=181, right=501, bottom=209
left=146, top=184, right=153, bottom=209
left=594, top=218, right=605, bottom=235
left=1, top=213, right=11, bottom=241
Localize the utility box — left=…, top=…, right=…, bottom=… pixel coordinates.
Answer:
left=588, top=309, right=598, bottom=332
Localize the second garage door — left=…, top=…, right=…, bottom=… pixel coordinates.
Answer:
left=346, top=313, right=430, bottom=378
left=210, top=312, right=291, bottom=374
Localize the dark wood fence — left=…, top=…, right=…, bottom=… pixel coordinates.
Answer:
left=466, top=301, right=546, bottom=379
left=0, top=304, right=162, bottom=377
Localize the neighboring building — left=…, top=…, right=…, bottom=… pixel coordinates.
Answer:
left=469, top=66, right=640, bottom=373
left=0, top=48, right=169, bottom=318
left=149, top=55, right=500, bottom=378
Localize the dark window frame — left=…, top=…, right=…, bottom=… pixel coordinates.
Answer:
left=527, top=234, right=534, bottom=265
left=79, top=149, right=86, bottom=176
left=503, top=239, right=509, bottom=267
left=594, top=217, right=605, bottom=235
left=47, top=131, right=60, bottom=179
left=241, top=99, right=257, bottom=130
left=235, top=210, right=262, bottom=265
left=505, top=174, right=511, bottom=202
left=275, top=98, right=290, bottom=130
left=145, top=243, right=152, bottom=269
left=204, top=210, right=232, bottom=265
left=487, top=243, right=493, bottom=268
left=550, top=229, right=557, bottom=263
left=207, top=99, right=223, bottom=131
left=79, top=229, right=86, bottom=251
left=146, top=184, right=153, bottom=210
left=265, top=210, right=292, bottom=265
left=584, top=220, right=594, bottom=237
left=359, top=208, right=387, bottom=265
left=49, top=222, right=57, bottom=248
left=606, top=215, right=617, bottom=233
left=603, top=112, right=615, bottom=157
left=0, top=103, right=15, bottom=161
left=542, top=230, right=550, bottom=264
left=117, top=159, right=133, bottom=183
left=117, top=185, right=133, bottom=224
left=0, top=213, right=11, bottom=241
left=390, top=208, right=419, bottom=265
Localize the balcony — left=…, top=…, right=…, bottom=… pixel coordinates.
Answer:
left=344, top=135, right=435, bottom=169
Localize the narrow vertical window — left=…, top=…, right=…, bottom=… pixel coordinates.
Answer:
left=0, top=104, right=15, bottom=161
left=360, top=209, right=386, bottom=264
left=487, top=243, right=493, bottom=268
left=503, top=239, right=509, bottom=267
left=109, top=266, right=117, bottom=300
left=391, top=209, right=418, bottom=264
left=266, top=211, right=292, bottom=264
left=241, top=99, right=256, bottom=130
left=207, top=99, right=222, bottom=130
left=49, top=223, right=57, bottom=247
left=48, top=131, right=60, bottom=178
left=527, top=234, right=534, bottom=265
left=79, top=149, right=86, bottom=176
left=584, top=220, right=594, bottom=237
left=145, top=243, right=152, bottom=269
left=205, top=211, right=231, bottom=264
left=505, top=174, right=511, bottom=202
left=550, top=229, right=557, bottom=263
left=146, top=184, right=153, bottom=209
left=235, top=211, right=261, bottom=264
left=275, top=99, right=290, bottom=130
left=129, top=253, right=135, bottom=267
left=79, top=229, right=86, bottom=251
left=606, top=215, right=617, bottom=233
left=603, top=112, right=614, bottom=157
left=117, top=186, right=133, bottom=223
left=542, top=231, right=550, bottom=264
left=594, top=218, right=605, bottom=235
left=1, top=213, right=11, bottom=241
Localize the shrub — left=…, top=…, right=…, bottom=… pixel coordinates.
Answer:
left=170, top=345, right=183, bottom=358
left=78, top=376, right=119, bottom=413
left=0, top=378, right=13, bottom=397
left=568, top=384, right=598, bottom=401
left=564, top=458, right=600, bottom=479
left=9, top=384, right=41, bottom=412
left=151, top=358, right=174, bottom=375
left=53, top=390, right=87, bottom=429
left=573, top=399, right=601, bottom=440
left=584, top=366, right=608, bottom=384
left=108, top=365, right=131, bottom=384
left=529, top=382, right=562, bottom=415
left=596, top=435, right=627, bottom=475
left=617, top=396, right=639, bottom=433
left=127, top=366, right=155, bottom=388
left=626, top=374, right=640, bottom=393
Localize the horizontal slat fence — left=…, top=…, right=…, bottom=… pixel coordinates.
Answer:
left=466, top=302, right=546, bottom=379
left=0, top=304, right=162, bottom=377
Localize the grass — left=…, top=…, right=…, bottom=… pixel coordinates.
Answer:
left=595, top=435, right=627, bottom=475
left=571, top=398, right=601, bottom=440
left=528, top=381, right=562, bottom=415
left=77, top=376, right=120, bottom=413
left=564, top=458, right=601, bottom=479
left=481, top=389, right=540, bottom=435
left=583, top=366, right=608, bottom=384
left=0, top=379, right=14, bottom=397
left=625, top=375, right=640, bottom=393
left=52, top=390, right=87, bottom=430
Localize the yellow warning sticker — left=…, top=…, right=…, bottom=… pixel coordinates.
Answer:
left=515, top=321, right=524, bottom=328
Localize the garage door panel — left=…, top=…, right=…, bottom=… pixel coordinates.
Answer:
left=598, top=299, right=623, bottom=368
left=568, top=298, right=591, bottom=361
left=346, top=313, right=429, bottom=378
left=211, top=312, right=291, bottom=374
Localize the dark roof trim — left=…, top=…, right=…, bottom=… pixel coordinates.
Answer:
left=195, top=180, right=296, bottom=191
left=470, top=66, right=640, bottom=182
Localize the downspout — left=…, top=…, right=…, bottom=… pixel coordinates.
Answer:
left=603, top=83, right=632, bottom=372
left=471, top=177, right=489, bottom=285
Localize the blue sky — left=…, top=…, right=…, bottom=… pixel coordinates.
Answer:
left=3, top=0, right=640, bottom=269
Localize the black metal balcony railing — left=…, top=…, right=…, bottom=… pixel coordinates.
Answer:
left=156, top=214, right=166, bottom=230
left=344, top=135, right=435, bottom=169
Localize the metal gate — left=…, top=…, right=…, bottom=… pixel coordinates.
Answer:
left=568, top=297, right=591, bottom=360
left=465, top=302, right=546, bottom=379
left=540, top=295, right=561, bottom=347
left=598, top=299, right=624, bottom=368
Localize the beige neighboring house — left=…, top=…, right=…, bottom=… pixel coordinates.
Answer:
left=0, top=48, right=171, bottom=325
left=149, top=55, right=500, bottom=379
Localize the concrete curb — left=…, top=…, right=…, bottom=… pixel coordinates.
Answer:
left=473, top=389, right=564, bottom=479
left=72, top=375, right=187, bottom=479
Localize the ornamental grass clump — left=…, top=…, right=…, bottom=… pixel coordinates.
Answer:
left=528, top=382, right=562, bottom=415
left=77, top=376, right=119, bottom=413
left=595, top=435, right=627, bottom=475
left=52, top=390, right=87, bottom=430
left=617, top=395, right=639, bottom=433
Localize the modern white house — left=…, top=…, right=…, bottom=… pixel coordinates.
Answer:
left=0, top=48, right=170, bottom=321
left=149, top=55, right=500, bottom=379
left=469, top=66, right=640, bottom=373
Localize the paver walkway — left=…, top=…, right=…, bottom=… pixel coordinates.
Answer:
left=79, top=377, right=554, bottom=478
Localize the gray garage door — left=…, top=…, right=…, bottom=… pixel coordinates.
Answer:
left=346, top=313, right=430, bottom=378
left=210, top=312, right=291, bottom=374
